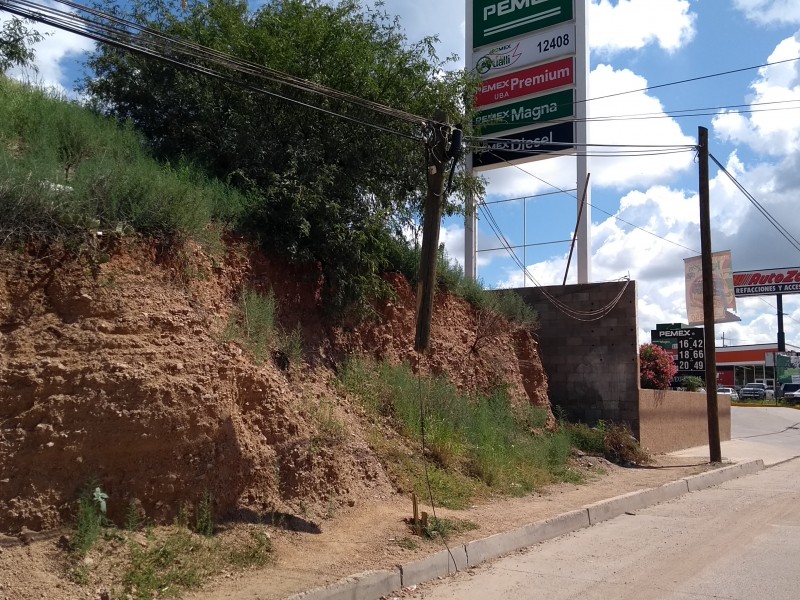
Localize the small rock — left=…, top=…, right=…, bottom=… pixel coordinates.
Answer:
left=347, top=499, right=356, bottom=507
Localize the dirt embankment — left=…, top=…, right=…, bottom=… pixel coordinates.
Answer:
left=0, top=236, right=550, bottom=535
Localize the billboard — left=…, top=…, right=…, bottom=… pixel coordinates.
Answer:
left=733, top=267, right=800, bottom=296
left=474, top=57, right=574, bottom=108
left=473, top=22, right=575, bottom=77
left=473, top=89, right=574, bottom=136
left=472, top=0, right=574, bottom=48
left=472, top=121, right=575, bottom=169
left=684, top=251, right=739, bottom=325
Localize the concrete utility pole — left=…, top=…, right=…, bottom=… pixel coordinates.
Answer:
left=415, top=112, right=449, bottom=352
left=698, top=126, right=722, bottom=463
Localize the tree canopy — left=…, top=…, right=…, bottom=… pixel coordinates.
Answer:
left=1, top=16, right=44, bottom=74
left=82, top=0, right=479, bottom=310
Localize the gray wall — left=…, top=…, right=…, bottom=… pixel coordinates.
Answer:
left=509, top=281, right=640, bottom=434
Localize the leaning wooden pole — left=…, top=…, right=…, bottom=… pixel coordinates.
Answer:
left=698, top=126, right=722, bottom=463
left=415, top=112, right=448, bottom=353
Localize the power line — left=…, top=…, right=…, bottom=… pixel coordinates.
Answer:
left=709, top=153, right=800, bottom=254
left=483, top=189, right=578, bottom=205
left=0, top=0, right=428, bottom=139
left=477, top=195, right=631, bottom=321
left=493, top=154, right=702, bottom=256
left=52, top=0, right=430, bottom=126
left=586, top=101, right=800, bottom=124
left=579, top=55, right=800, bottom=105
left=474, top=99, right=800, bottom=133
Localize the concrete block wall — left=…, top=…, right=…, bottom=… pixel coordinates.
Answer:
left=639, top=389, right=731, bottom=453
left=508, top=281, right=640, bottom=433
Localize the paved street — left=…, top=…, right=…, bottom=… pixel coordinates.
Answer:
left=673, top=405, right=800, bottom=465
left=408, top=407, right=800, bottom=599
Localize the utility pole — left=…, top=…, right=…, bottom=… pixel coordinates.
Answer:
left=415, top=112, right=449, bottom=352
left=777, top=294, right=786, bottom=352
left=698, top=126, right=722, bottom=463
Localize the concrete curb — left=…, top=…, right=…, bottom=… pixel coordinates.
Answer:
left=464, top=509, right=589, bottom=566
left=399, top=545, right=468, bottom=587
left=584, top=479, right=689, bottom=525
left=284, top=570, right=401, bottom=600
left=282, top=459, right=766, bottom=599
left=683, top=459, right=764, bottom=492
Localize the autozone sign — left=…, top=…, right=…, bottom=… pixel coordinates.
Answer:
left=475, top=57, right=573, bottom=108
left=733, top=267, right=800, bottom=296
left=473, top=0, right=573, bottom=48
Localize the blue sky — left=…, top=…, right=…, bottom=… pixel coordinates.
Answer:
left=4, top=0, right=800, bottom=350
left=370, top=0, right=800, bottom=350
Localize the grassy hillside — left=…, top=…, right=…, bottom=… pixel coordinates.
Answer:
left=0, top=77, right=251, bottom=244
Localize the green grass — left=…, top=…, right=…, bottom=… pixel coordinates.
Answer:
left=124, top=529, right=206, bottom=598
left=71, top=486, right=109, bottom=556
left=383, top=238, right=538, bottom=326
left=420, top=516, right=479, bottom=541
left=224, top=288, right=277, bottom=363
left=340, top=357, right=579, bottom=508
left=69, top=521, right=272, bottom=599
left=0, top=78, right=251, bottom=246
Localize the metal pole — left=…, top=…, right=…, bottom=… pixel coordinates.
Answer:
left=563, top=173, right=591, bottom=285
left=463, top=4, right=476, bottom=282
left=523, top=196, right=527, bottom=286
left=777, top=294, right=786, bottom=352
left=575, top=0, right=591, bottom=283
left=698, top=126, right=722, bottom=463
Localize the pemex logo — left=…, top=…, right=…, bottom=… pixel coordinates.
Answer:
left=476, top=43, right=522, bottom=75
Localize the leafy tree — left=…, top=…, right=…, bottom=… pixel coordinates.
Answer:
left=678, top=375, right=705, bottom=392
left=639, top=344, right=678, bottom=390
left=81, top=0, right=481, bottom=311
left=1, top=17, right=44, bottom=74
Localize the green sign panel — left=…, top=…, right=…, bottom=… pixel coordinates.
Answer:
left=474, top=89, right=573, bottom=136
left=473, top=0, right=574, bottom=49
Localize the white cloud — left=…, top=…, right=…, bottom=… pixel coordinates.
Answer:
left=589, top=0, right=696, bottom=54
left=2, top=9, right=95, bottom=93
left=480, top=64, right=695, bottom=199
left=587, top=64, right=696, bottom=188
left=733, top=0, right=800, bottom=25
left=712, top=32, right=800, bottom=156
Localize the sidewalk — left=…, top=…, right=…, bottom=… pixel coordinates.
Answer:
left=286, top=459, right=768, bottom=600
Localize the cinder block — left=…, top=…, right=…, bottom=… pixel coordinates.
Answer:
left=399, top=545, right=467, bottom=587
left=584, top=480, right=689, bottom=525
left=285, top=570, right=402, bottom=600
left=465, top=509, right=589, bottom=566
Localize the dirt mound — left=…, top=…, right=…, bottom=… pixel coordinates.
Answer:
left=0, top=237, right=550, bottom=535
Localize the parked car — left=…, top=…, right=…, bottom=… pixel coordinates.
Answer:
left=780, top=383, right=800, bottom=404
left=739, top=382, right=767, bottom=401
left=766, top=386, right=775, bottom=400
left=717, top=386, right=739, bottom=401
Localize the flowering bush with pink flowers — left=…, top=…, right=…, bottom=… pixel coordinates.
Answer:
left=639, top=344, right=678, bottom=390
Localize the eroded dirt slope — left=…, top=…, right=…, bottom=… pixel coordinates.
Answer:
left=0, top=236, right=549, bottom=535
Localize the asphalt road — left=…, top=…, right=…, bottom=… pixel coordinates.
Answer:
left=408, top=407, right=800, bottom=600
left=673, top=405, right=800, bottom=465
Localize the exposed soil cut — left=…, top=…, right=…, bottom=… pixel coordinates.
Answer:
left=0, top=237, right=712, bottom=600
